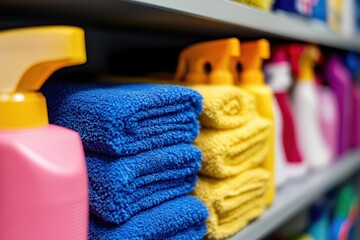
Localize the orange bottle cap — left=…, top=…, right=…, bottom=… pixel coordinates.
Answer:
left=298, top=45, right=320, bottom=81
left=236, top=39, right=270, bottom=85
left=174, top=38, right=240, bottom=85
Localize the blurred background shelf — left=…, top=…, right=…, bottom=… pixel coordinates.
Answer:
left=0, top=0, right=360, bottom=52
left=131, top=0, right=360, bottom=52
left=228, top=150, right=360, bottom=240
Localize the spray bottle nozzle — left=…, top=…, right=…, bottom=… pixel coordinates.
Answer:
left=236, top=39, right=270, bottom=85
left=174, top=38, right=240, bottom=85
left=0, top=26, right=86, bottom=129
left=284, top=44, right=320, bottom=81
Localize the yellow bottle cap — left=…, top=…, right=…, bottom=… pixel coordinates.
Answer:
left=236, top=39, right=270, bottom=85
left=174, top=38, right=240, bottom=85
left=298, top=44, right=320, bottom=81
left=0, top=26, right=86, bottom=130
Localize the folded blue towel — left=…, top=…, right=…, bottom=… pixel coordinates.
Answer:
left=41, top=83, right=203, bottom=156
left=89, top=196, right=209, bottom=240
left=87, top=144, right=202, bottom=224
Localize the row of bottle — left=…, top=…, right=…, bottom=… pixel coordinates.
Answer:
left=268, top=45, right=360, bottom=187
left=171, top=37, right=360, bottom=189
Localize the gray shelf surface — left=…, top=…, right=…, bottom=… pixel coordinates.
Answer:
left=130, top=0, right=360, bottom=52
left=1, top=0, right=360, bottom=52
left=227, top=150, right=360, bottom=240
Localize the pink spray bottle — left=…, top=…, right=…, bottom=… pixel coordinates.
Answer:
left=325, top=54, right=353, bottom=156
left=264, top=45, right=305, bottom=180
left=0, top=26, right=89, bottom=240
left=315, top=55, right=339, bottom=160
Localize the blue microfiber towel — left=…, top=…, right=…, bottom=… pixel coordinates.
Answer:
left=89, top=196, right=209, bottom=240
left=41, top=82, right=203, bottom=156
left=87, top=144, right=202, bottom=224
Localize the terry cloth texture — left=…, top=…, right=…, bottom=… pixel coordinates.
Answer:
left=190, top=85, right=257, bottom=129
left=87, top=144, right=202, bottom=224
left=41, top=82, right=203, bottom=156
left=98, top=79, right=256, bottom=129
left=193, top=169, right=270, bottom=239
left=194, top=117, right=271, bottom=178
left=89, top=196, right=209, bottom=240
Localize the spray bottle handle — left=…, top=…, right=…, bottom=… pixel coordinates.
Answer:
left=300, top=45, right=320, bottom=80
left=0, top=26, right=86, bottom=93
left=236, top=39, right=270, bottom=85
left=287, top=45, right=304, bottom=77
left=174, top=38, right=240, bottom=84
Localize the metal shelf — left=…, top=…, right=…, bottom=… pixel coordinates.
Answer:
left=0, top=0, right=360, bottom=52
left=228, top=150, right=360, bottom=240
left=130, top=0, right=360, bottom=52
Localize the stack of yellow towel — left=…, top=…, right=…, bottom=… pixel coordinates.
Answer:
left=191, top=85, right=272, bottom=239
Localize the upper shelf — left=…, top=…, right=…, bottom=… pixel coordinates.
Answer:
left=0, top=0, right=360, bottom=52
left=130, top=0, right=360, bottom=52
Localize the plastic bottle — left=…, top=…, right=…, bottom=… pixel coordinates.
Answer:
left=344, top=53, right=360, bottom=148
left=271, top=93, right=288, bottom=186
left=174, top=38, right=276, bottom=205
left=264, top=56, right=289, bottom=187
left=291, top=44, right=331, bottom=170
left=0, top=26, right=89, bottom=240
left=236, top=39, right=275, bottom=204
left=273, top=0, right=327, bottom=23
left=315, top=72, right=339, bottom=160
left=327, top=0, right=343, bottom=33
left=264, top=45, right=305, bottom=180
left=325, top=54, right=352, bottom=156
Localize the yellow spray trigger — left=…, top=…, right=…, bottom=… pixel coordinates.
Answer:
left=0, top=26, right=86, bottom=129
left=236, top=39, right=270, bottom=85
left=298, top=45, right=320, bottom=81
left=174, top=38, right=240, bottom=85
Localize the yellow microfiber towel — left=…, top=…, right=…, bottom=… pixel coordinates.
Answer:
left=190, top=85, right=257, bottom=129
left=194, top=117, right=271, bottom=178
left=194, top=168, right=270, bottom=239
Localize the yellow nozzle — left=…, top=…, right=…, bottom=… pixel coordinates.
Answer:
left=174, top=38, right=240, bottom=85
left=0, top=26, right=86, bottom=130
left=236, top=39, right=270, bottom=85
left=298, top=45, right=320, bottom=81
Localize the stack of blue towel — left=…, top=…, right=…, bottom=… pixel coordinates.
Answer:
left=41, top=83, right=209, bottom=239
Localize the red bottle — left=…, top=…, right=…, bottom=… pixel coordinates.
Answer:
left=265, top=46, right=305, bottom=179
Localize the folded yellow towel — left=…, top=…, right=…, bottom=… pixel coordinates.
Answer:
left=190, top=85, right=257, bottom=129
left=194, top=169, right=269, bottom=239
left=194, top=117, right=271, bottom=178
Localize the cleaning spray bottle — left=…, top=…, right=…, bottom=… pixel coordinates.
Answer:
left=266, top=81, right=288, bottom=187
left=315, top=57, right=339, bottom=160
left=236, top=39, right=275, bottom=204
left=174, top=38, right=240, bottom=85
left=174, top=38, right=275, bottom=205
left=0, top=26, right=89, bottom=240
left=264, top=45, right=305, bottom=180
left=291, top=44, right=331, bottom=170
left=344, top=53, right=360, bottom=149
left=325, top=54, right=352, bottom=156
